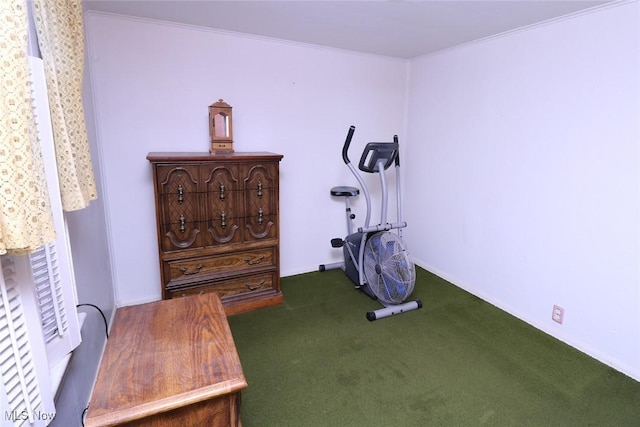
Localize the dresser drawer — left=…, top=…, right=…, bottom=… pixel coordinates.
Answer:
left=155, top=165, right=200, bottom=194
left=167, top=271, right=277, bottom=299
left=160, top=220, right=204, bottom=251
left=165, top=247, right=276, bottom=282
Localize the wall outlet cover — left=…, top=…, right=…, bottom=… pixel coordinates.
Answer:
left=552, top=305, right=565, bottom=324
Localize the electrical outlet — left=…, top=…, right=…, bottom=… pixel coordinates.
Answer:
left=552, top=305, right=564, bottom=324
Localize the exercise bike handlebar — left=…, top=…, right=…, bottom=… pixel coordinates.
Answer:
left=394, top=135, right=400, bottom=166
left=342, top=125, right=356, bottom=164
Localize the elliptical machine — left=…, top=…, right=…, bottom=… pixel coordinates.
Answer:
left=319, top=126, right=422, bottom=321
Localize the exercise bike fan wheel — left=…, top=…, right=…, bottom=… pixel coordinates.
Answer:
left=363, top=231, right=416, bottom=305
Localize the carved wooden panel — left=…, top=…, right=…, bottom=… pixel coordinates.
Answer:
left=242, top=163, right=277, bottom=241
left=164, top=247, right=275, bottom=284
left=156, top=165, right=202, bottom=251
left=166, top=271, right=277, bottom=300
left=203, top=165, right=242, bottom=245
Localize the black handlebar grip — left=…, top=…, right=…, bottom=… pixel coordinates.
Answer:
left=342, top=125, right=356, bottom=164
left=394, top=135, right=400, bottom=166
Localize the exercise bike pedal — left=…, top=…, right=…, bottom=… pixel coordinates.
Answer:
left=331, top=238, right=344, bottom=248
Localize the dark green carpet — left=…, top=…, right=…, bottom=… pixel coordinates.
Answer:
left=227, top=268, right=640, bottom=426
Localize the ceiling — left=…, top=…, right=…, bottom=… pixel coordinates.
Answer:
left=82, top=0, right=613, bottom=58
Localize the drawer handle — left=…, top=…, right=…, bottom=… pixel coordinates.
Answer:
left=258, top=208, right=264, bottom=225
left=179, top=264, right=203, bottom=275
left=246, top=280, right=265, bottom=291
left=257, top=180, right=263, bottom=198
left=221, top=211, right=226, bottom=229
left=179, top=215, right=186, bottom=233
left=219, top=183, right=225, bottom=201
left=244, top=255, right=265, bottom=265
left=177, top=184, right=184, bottom=204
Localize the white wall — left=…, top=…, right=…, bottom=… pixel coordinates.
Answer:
left=405, top=2, right=640, bottom=379
left=84, top=12, right=408, bottom=306
left=56, top=56, right=115, bottom=426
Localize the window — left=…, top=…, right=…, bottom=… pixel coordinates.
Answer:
left=0, top=57, right=81, bottom=426
left=29, top=243, right=80, bottom=367
left=0, top=255, right=55, bottom=426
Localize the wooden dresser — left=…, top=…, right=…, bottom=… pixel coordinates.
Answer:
left=147, top=152, right=284, bottom=315
left=84, top=293, right=247, bottom=426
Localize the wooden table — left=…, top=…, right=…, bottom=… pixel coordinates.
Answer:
left=84, top=293, right=247, bottom=426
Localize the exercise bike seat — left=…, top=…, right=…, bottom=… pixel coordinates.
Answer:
left=330, top=186, right=360, bottom=197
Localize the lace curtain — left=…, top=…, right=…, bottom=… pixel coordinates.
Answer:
left=0, top=0, right=97, bottom=254
left=0, top=0, right=56, bottom=255
left=32, top=0, right=97, bottom=211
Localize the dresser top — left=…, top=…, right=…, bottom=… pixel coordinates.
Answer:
left=85, top=293, right=247, bottom=426
left=147, top=151, right=283, bottom=163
